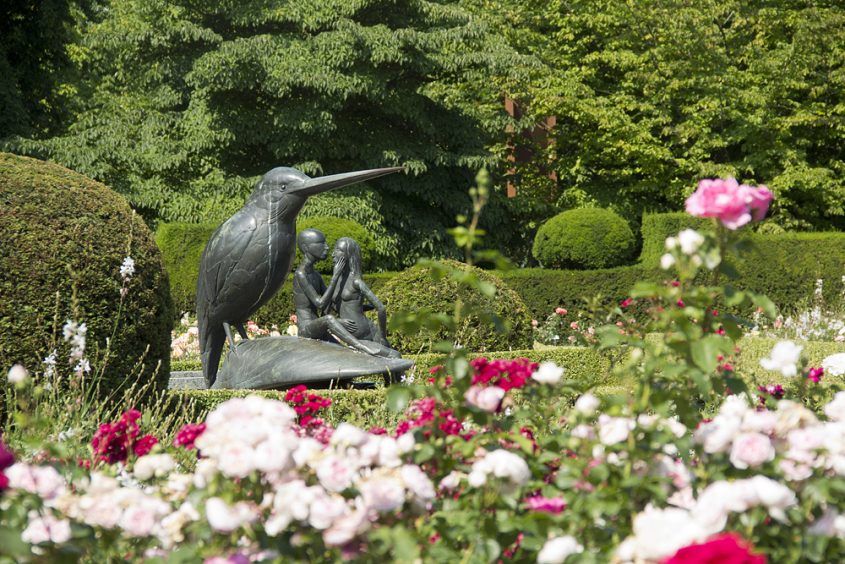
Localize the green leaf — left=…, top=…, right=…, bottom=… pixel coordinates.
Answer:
left=690, top=335, right=724, bottom=373
left=386, top=386, right=412, bottom=412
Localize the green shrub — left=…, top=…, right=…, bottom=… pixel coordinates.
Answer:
left=295, top=216, right=376, bottom=274
left=0, top=153, right=173, bottom=394
left=533, top=208, right=636, bottom=269
left=379, top=260, right=533, bottom=353
left=638, top=212, right=711, bottom=265
left=155, top=223, right=217, bottom=315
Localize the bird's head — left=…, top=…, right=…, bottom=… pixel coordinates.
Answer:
left=248, top=166, right=404, bottom=222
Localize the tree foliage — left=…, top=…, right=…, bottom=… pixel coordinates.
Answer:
left=11, top=0, right=529, bottom=268
left=464, top=0, right=845, bottom=231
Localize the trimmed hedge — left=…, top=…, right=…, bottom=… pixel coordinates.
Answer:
left=379, top=260, right=534, bottom=353
left=0, top=153, right=173, bottom=394
left=533, top=208, right=636, bottom=269
left=639, top=212, right=711, bottom=266
left=295, top=217, right=375, bottom=274
left=734, top=336, right=845, bottom=388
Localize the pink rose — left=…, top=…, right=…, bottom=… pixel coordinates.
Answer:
left=685, top=177, right=750, bottom=229
left=740, top=184, right=773, bottom=221
left=729, top=432, right=775, bottom=469
left=464, top=385, right=505, bottom=412
left=555, top=307, right=567, bottom=316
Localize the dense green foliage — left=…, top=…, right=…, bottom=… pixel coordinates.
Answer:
left=380, top=260, right=532, bottom=353
left=638, top=212, right=712, bottom=265
left=0, top=153, right=173, bottom=393
left=295, top=216, right=376, bottom=274
left=466, top=0, right=845, bottom=233
left=10, top=0, right=529, bottom=268
left=532, top=207, right=635, bottom=269
left=154, top=223, right=217, bottom=315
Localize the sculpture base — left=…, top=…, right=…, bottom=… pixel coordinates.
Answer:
left=211, top=336, right=414, bottom=390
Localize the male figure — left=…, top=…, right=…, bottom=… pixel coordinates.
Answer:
left=292, top=228, right=381, bottom=355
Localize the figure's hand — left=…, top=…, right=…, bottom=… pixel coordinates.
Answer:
left=333, top=255, right=347, bottom=275
left=340, top=318, right=357, bottom=333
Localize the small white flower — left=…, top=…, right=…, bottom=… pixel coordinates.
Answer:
left=759, top=340, right=803, bottom=378
left=677, top=229, right=705, bottom=255
left=824, top=391, right=845, bottom=422
left=7, top=364, right=28, bottom=385
left=660, top=253, right=676, bottom=270
left=532, top=361, right=564, bottom=384
left=537, top=535, right=584, bottom=564
left=120, top=256, right=136, bottom=280
left=664, top=236, right=678, bottom=250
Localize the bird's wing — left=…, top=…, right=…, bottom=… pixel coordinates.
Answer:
left=199, top=214, right=259, bottom=308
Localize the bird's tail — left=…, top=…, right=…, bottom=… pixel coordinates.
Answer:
left=200, top=324, right=226, bottom=388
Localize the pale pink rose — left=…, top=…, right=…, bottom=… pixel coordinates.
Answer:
left=316, top=456, right=356, bottom=492
left=217, top=443, right=255, bottom=478
left=825, top=391, right=845, bottom=421
left=254, top=440, right=293, bottom=474
left=555, top=308, right=567, bottom=316
left=464, top=385, right=505, bottom=412
left=205, top=498, right=256, bottom=533
left=787, top=427, right=825, bottom=451
left=741, top=410, right=777, bottom=435
left=308, top=492, right=347, bottom=530
left=400, top=464, right=435, bottom=501
left=779, top=457, right=813, bottom=482
left=685, top=177, right=751, bottom=230
left=469, top=449, right=531, bottom=486
left=631, top=506, right=706, bottom=561
left=574, top=393, right=599, bottom=415
left=695, top=417, right=742, bottom=454
left=21, top=513, right=71, bottom=545
left=729, top=432, right=775, bottom=469
left=748, top=475, right=797, bottom=521
left=377, top=437, right=402, bottom=468
left=82, top=496, right=123, bottom=528
left=360, top=476, right=405, bottom=512
left=537, top=535, right=583, bottom=564
left=322, top=500, right=369, bottom=546
left=120, top=504, right=158, bottom=537
left=739, top=183, right=773, bottom=221
left=438, top=471, right=464, bottom=491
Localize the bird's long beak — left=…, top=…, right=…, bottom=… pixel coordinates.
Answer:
left=288, top=166, right=405, bottom=197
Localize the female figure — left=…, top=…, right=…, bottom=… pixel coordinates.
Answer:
left=331, top=237, right=400, bottom=358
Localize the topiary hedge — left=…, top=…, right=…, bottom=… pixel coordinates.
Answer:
left=533, top=208, right=636, bottom=269
left=379, top=260, right=533, bottom=353
left=638, top=212, right=711, bottom=266
left=0, top=153, right=173, bottom=394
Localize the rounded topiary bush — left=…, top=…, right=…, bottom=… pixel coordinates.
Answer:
left=379, top=260, right=533, bottom=353
left=533, top=208, right=636, bottom=269
left=0, top=153, right=173, bottom=394
left=295, top=216, right=376, bottom=273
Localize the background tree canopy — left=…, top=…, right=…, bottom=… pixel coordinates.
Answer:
left=4, top=0, right=845, bottom=266
left=467, top=0, right=845, bottom=232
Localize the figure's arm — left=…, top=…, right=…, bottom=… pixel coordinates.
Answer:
left=295, top=260, right=345, bottom=311
left=355, top=278, right=387, bottom=338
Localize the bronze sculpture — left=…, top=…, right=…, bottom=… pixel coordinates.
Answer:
left=197, top=165, right=403, bottom=387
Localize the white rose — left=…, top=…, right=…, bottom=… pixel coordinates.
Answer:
left=308, top=492, right=347, bottom=530
left=21, top=513, right=71, bottom=545
left=822, top=353, right=845, bottom=377
left=6, top=463, right=66, bottom=501
left=532, top=361, right=565, bottom=384
left=741, top=410, right=777, bottom=434
left=775, top=400, right=819, bottom=435
left=759, top=340, right=803, bottom=378
left=217, top=443, right=255, bottom=478
left=598, top=415, right=634, bottom=445
left=360, top=475, right=406, bottom=513
left=660, top=253, right=676, bottom=270
left=574, top=393, right=599, bottom=415
left=677, top=229, right=705, bottom=255
left=824, top=391, right=845, bottom=421
left=729, top=432, right=775, bottom=469
left=205, top=498, right=255, bottom=533
left=695, top=416, right=741, bottom=454
left=400, top=465, right=435, bottom=501
left=254, top=439, right=293, bottom=474
left=331, top=423, right=369, bottom=447
left=486, top=449, right=531, bottom=485
left=120, top=503, right=158, bottom=537
left=396, top=432, right=415, bottom=454
left=464, top=385, right=505, bottom=412
left=377, top=437, right=402, bottom=468
left=134, top=454, right=176, bottom=481
left=536, top=535, right=584, bottom=564
left=322, top=500, right=369, bottom=546
left=664, top=236, right=678, bottom=250
left=748, top=475, right=797, bottom=521
left=631, top=505, right=705, bottom=561
left=438, top=471, right=464, bottom=491
left=807, top=508, right=845, bottom=539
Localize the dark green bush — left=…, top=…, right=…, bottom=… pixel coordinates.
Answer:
left=295, top=216, right=376, bottom=274
left=155, top=223, right=217, bottom=315
left=0, top=153, right=173, bottom=394
left=380, top=260, right=533, bottom=353
left=533, top=208, right=636, bottom=269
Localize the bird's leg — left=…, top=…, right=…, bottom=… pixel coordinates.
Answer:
left=223, top=322, right=238, bottom=352
left=235, top=323, right=249, bottom=341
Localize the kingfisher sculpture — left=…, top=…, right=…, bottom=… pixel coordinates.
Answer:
left=197, top=165, right=403, bottom=387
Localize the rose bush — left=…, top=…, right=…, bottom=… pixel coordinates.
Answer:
left=1, top=179, right=843, bottom=562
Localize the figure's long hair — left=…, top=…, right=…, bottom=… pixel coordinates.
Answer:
left=337, top=237, right=362, bottom=275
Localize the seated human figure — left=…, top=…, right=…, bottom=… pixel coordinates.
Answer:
left=292, top=228, right=393, bottom=357
left=329, top=237, right=401, bottom=359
